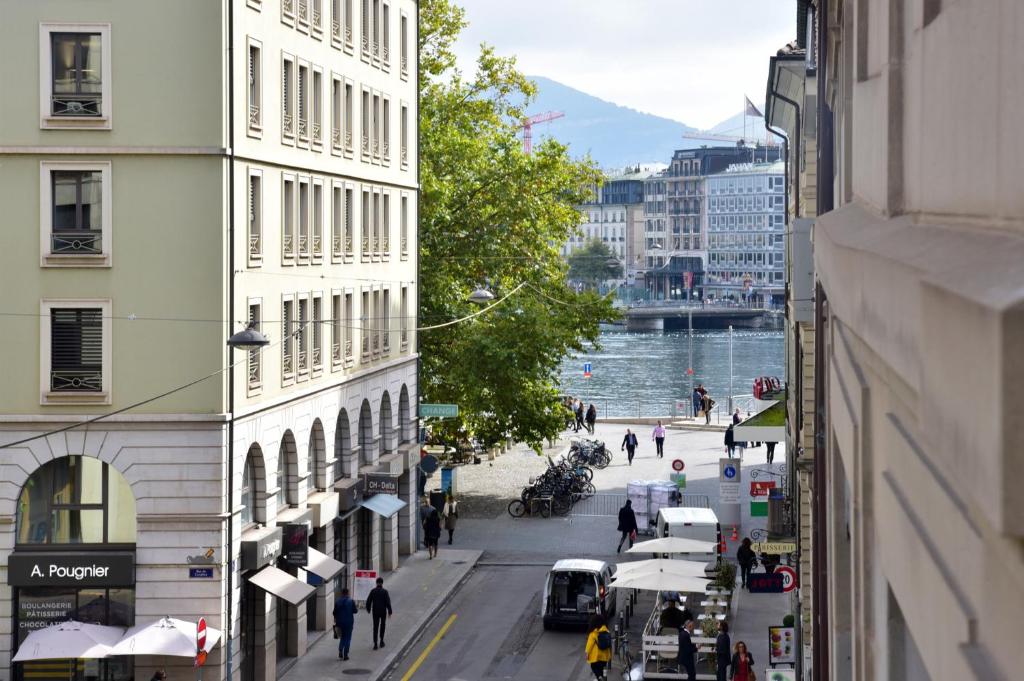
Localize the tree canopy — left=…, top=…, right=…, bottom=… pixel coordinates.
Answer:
left=567, top=238, right=624, bottom=288
left=418, top=0, right=617, bottom=451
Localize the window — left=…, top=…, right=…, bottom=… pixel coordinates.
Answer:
left=248, top=168, right=262, bottom=264
left=40, top=161, right=111, bottom=266
left=361, top=89, right=371, bottom=159
left=372, top=191, right=381, bottom=257
left=400, top=286, right=408, bottom=348
left=360, top=291, right=370, bottom=358
left=400, top=194, right=409, bottom=259
left=381, top=288, right=390, bottom=353
left=312, top=68, right=323, bottom=147
left=282, top=298, right=295, bottom=379
left=345, top=186, right=354, bottom=258
left=40, top=300, right=111, bottom=405
left=16, top=456, right=135, bottom=545
left=312, top=295, right=323, bottom=371
left=400, top=103, right=409, bottom=167
left=282, top=175, right=296, bottom=260
left=282, top=54, right=295, bottom=140
left=248, top=303, right=262, bottom=391
left=312, top=180, right=324, bottom=259
left=381, top=191, right=390, bottom=256
left=382, top=96, right=391, bottom=163
left=297, top=63, right=310, bottom=144
left=344, top=0, right=354, bottom=50
left=361, top=0, right=371, bottom=58
left=372, top=94, right=381, bottom=160
left=331, top=0, right=343, bottom=45
left=298, top=177, right=310, bottom=258
left=381, top=1, right=390, bottom=67
left=332, top=183, right=344, bottom=260
left=282, top=0, right=296, bottom=25
left=248, top=41, right=262, bottom=134
left=344, top=81, right=355, bottom=154
left=372, top=0, right=381, bottom=60
left=312, top=0, right=324, bottom=35
left=297, top=297, right=309, bottom=374
left=277, top=445, right=290, bottom=508
left=41, top=25, right=111, bottom=128
left=331, top=75, right=343, bottom=152
left=344, top=293, right=354, bottom=361
left=297, top=0, right=310, bottom=30
left=400, top=13, right=409, bottom=78
left=371, top=290, right=381, bottom=354
left=332, top=293, right=343, bottom=367
left=361, top=189, right=370, bottom=260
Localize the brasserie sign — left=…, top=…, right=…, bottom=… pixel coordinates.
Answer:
left=8, top=552, right=135, bottom=587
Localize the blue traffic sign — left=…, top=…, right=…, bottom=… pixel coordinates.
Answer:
left=583, top=362, right=592, bottom=378
left=724, top=465, right=737, bottom=479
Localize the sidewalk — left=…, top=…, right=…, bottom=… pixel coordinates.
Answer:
left=730, top=583, right=792, bottom=678
left=280, top=548, right=482, bottom=681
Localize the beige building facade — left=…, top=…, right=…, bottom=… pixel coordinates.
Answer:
left=0, top=1, right=419, bottom=680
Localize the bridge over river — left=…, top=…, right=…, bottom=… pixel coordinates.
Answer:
left=622, top=302, right=784, bottom=331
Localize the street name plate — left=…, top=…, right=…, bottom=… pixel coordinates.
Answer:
left=419, top=403, right=459, bottom=418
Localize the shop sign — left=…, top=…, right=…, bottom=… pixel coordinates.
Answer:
left=17, top=590, right=76, bottom=644
left=8, top=552, right=134, bottom=587
left=748, top=572, right=784, bottom=593
left=750, top=481, right=776, bottom=496
left=752, top=542, right=797, bottom=554
left=366, top=474, right=399, bottom=496
left=353, top=570, right=377, bottom=600
left=768, top=626, right=796, bottom=664
left=240, top=527, right=282, bottom=571
left=283, top=524, right=309, bottom=567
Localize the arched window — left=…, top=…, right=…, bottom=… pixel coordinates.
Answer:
left=17, top=456, right=136, bottom=545
left=241, top=455, right=254, bottom=527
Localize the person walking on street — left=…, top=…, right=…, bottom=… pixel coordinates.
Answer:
left=585, top=404, right=597, bottom=434
left=766, top=441, right=777, bottom=465
left=730, top=641, right=755, bottom=680
left=732, top=408, right=741, bottom=425
left=621, top=429, right=639, bottom=465
left=724, top=425, right=736, bottom=458
left=575, top=402, right=585, bottom=433
left=701, top=392, right=715, bottom=424
left=333, top=587, right=358, bottom=660
left=716, top=621, right=732, bottom=681
left=736, top=538, right=757, bottom=589
left=442, top=493, right=459, bottom=544
left=678, top=620, right=697, bottom=681
left=616, top=499, right=639, bottom=553
left=585, top=614, right=613, bottom=680
left=424, top=505, right=442, bottom=559
left=652, top=421, right=666, bottom=458
left=365, top=577, right=392, bottom=650
left=692, top=386, right=702, bottom=418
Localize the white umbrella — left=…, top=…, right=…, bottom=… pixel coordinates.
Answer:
left=609, top=570, right=710, bottom=593
left=614, top=558, right=710, bottom=579
left=626, top=537, right=717, bottom=554
left=110, top=616, right=221, bottom=657
left=13, top=621, right=124, bottom=661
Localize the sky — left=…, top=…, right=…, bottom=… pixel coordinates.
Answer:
left=453, top=0, right=796, bottom=130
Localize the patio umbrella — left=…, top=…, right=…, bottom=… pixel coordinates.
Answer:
left=608, top=570, right=710, bottom=594
left=614, top=558, right=710, bottom=579
left=625, top=537, right=717, bottom=555
left=13, top=621, right=125, bottom=661
left=109, top=616, right=221, bottom=657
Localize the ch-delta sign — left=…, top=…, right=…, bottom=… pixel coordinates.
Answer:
left=419, top=403, right=459, bottom=418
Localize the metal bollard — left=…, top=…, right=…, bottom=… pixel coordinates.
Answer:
left=624, top=602, right=630, bottom=628
left=618, top=611, right=625, bottom=638
left=613, top=622, right=620, bottom=656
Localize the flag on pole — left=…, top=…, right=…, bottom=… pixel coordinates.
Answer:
left=744, top=96, right=764, bottom=118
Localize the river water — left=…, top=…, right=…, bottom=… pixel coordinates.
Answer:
left=558, top=328, right=784, bottom=418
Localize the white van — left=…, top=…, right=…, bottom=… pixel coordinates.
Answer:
left=542, top=559, right=617, bottom=630
left=656, top=507, right=721, bottom=576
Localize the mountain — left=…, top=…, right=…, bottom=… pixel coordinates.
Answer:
left=524, top=76, right=728, bottom=170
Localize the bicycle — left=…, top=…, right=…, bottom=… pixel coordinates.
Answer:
left=613, top=630, right=635, bottom=680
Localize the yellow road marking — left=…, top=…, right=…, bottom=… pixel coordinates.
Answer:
left=399, top=613, right=458, bottom=681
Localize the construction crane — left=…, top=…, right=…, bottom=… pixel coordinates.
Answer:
left=520, top=111, right=565, bottom=154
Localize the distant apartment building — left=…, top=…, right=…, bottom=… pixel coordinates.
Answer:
left=703, top=161, right=787, bottom=305
left=0, top=1, right=418, bottom=680
left=564, top=169, right=651, bottom=280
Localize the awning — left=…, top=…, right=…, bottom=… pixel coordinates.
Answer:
left=305, top=547, right=344, bottom=582
left=734, top=400, right=786, bottom=443
left=248, top=565, right=316, bottom=605
left=361, top=493, right=407, bottom=518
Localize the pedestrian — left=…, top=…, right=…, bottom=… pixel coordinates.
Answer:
left=621, top=428, right=639, bottom=465
left=652, top=420, right=666, bottom=458
left=701, top=392, right=715, bottom=424
left=730, top=641, right=755, bottom=680
left=616, top=499, right=638, bottom=553
left=736, top=538, right=757, bottom=589
left=575, top=402, right=585, bottom=433
left=697, top=383, right=707, bottom=398
left=716, top=621, right=731, bottom=681
left=659, top=598, right=685, bottom=632
left=732, top=408, right=741, bottom=425
left=365, top=577, right=392, bottom=650
left=585, top=613, right=613, bottom=680
left=677, top=619, right=697, bottom=681
left=442, top=492, right=459, bottom=544
left=692, top=386, right=702, bottom=418
left=418, top=496, right=434, bottom=526
left=424, top=505, right=442, bottom=559
left=585, top=404, right=597, bottom=434
left=766, top=441, right=777, bottom=465
left=150, top=671, right=167, bottom=681
left=333, top=587, right=358, bottom=660
left=724, top=425, right=736, bottom=458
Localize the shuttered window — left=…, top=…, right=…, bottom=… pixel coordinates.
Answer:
left=248, top=304, right=261, bottom=389
left=312, top=297, right=323, bottom=369
left=50, top=308, right=103, bottom=392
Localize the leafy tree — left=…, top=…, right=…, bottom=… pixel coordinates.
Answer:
left=418, top=0, right=618, bottom=451
left=567, top=238, right=624, bottom=288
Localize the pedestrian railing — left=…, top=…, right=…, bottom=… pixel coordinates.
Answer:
left=569, top=493, right=710, bottom=519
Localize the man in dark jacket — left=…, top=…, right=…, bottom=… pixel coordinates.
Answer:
left=333, top=587, right=358, bottom=660
left=585, top=404, right=597, bottom=434
left=692, top=387, right=702, bottom=417
left=736, top=538, right=757, bottom=589
left=616, top=500, right=639, bottom=553
left=724, top=425, right=736, bottom=458
left=621, top=429, right=639, bottom=466
left=365, top=577, right=393, bottom=650
left=677, top=619, right=697, bottom=680
left=715, top=621, right=731, bottom=681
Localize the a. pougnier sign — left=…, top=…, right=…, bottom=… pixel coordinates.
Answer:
left=8, top=552, right=135, bottom=587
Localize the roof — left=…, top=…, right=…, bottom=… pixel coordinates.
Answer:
left=658, top=507, right=719, bottom=524
left=552, top=559, right=610, bottom=572
left=707, top=161, right=786, bottom=178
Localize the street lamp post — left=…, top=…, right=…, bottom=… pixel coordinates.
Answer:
left=728, top=325, right=734, bottom=414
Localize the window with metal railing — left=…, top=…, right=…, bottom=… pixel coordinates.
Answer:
left=282, top=300, right=295, bottom=377
left=248, top=304, right=262, bottom=390
left=312, top=297, right=323, bottom=370
left=50, top=308, right=102, bottom=393
left=312, top=182, right=323, bottom=258
left=249, top=171, right=262, bottom=262
left=297, top=298, right=309, bottom=373
left=50, top=33, right=103, bottom=118
left=331, top=294, right=342, bottom=367
left=50, top=170, right=103, bottom=255
left=248, top=44, right=262, bottom=132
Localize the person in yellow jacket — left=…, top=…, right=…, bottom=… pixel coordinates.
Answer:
left=585, top=613, right=613, bottom=680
